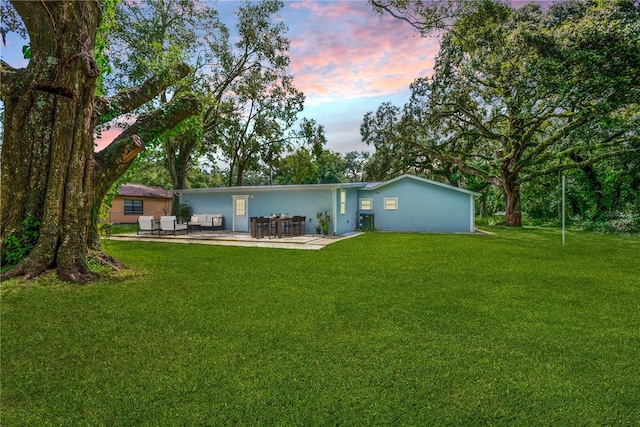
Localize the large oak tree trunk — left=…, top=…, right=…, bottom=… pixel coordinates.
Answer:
left=501, top=178, right=522, bottom=227
left=1, top=1, right=102, bottom=282
left=1, top=1, right=200, bottom=283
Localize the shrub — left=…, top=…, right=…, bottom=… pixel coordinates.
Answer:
left=574, top=211, right=639, bottom=235
left=1, top=215, right=41, bottom=271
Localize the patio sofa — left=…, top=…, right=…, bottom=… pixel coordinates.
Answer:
left=189, top=214, right=224, bottom=230
left=159, top=215, right=189, bottom=235
left=137, top=216, right=159, bottom=235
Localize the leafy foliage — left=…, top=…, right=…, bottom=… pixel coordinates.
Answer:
left=365, top=0, right=640, bottom=226
left=95, top=0, right=120, bottom=96
left=1, top=216, right=41, bottom=271
left=274, top=119, right=368, bottom=185
left=205, top=0, right=305, bottom=186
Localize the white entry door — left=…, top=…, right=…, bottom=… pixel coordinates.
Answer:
left=232, top=195, right=249, bottom=232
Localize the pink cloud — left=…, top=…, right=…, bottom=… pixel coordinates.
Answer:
left=282, top=1, right=439, bottom=105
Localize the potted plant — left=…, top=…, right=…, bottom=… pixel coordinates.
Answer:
left=316, top=210, right=331, bottom=235
left=178, top=203, right=193, bottom=224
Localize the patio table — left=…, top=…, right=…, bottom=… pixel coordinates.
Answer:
left=187, top=222, right=202, bottom=233
left=251, top=216, right=296, bottom=239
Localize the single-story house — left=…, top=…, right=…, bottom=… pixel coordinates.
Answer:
left=108, top=184, right=173, bottom=224
left=176, top=174, right=480, bottom=234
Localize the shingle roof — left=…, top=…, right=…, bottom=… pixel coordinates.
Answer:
left=117, top=184, right=173, bottom=199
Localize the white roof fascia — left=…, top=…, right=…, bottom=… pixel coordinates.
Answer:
left=360, top=174, right=481, bottom=197
left=174, top=182, right=365, bottom=195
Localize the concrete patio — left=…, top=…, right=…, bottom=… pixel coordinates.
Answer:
left=109, top=231, right=362, bottom=250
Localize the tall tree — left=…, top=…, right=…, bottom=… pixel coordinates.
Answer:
left=212, top=68, right=304, bottom=186
left=371, top=0, right=640, bottom=226
left=0, top=1, right=200, bottom=282
left=107, top=0, right=220, bottom=211
left=275, top=148, right=318, bottom=185
left=342, top=151, right=370, bottom=183
left=274, top=119, right=350, bottom=185
left=296, top=118, right=344, bottom=184
left=109, top=0, right=303, bottom=191
left=361, top=102, right=461, bottom=183
left=204, top=1, right=304, bottom=187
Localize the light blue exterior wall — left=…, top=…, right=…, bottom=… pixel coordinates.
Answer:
left=333, top=187, right=360, bottom=235
left=177, top=175, right=477, bottom=235
left=179, top=185, right=360, bottom=234
left=359, top=177, right=476, bottom=232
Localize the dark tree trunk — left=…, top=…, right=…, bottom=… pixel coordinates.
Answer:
left=227, top=155, right=237, bottom=187
left=501, top=175, right=522, bottom=227
left=235, top=162, right=245, bottom=187
left=167, top=131, right=197, bottom=216
left=1, top=1, right=200, bottom=283
left=1, top=1, right=102, bottom=282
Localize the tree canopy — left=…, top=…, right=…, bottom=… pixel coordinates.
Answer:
left=365, top=0, right=640, bottom=226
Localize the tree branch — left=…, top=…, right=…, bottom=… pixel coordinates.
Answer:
left=369, top=0, right=459, bottom=35
left=409, top=141, right=501, bottom=187
left=94, top=94, right=202, bottom=188
left=0, top=59, right=19, bottom=97
left=528, top=114, right=590, bottom=161
left=522, top=144, right=640, bottom=183
left=95, top=62, right=191, bottom=125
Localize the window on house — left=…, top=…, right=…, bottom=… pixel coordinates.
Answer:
left=124, top=199, right=143, bottom=215
left=360, top=198, right=372, bottom=210
left=235, top=198, right=246, bottom=216
left=340, top=190, right=346, bottom=214
left=384, top=197, right=398, bottom=210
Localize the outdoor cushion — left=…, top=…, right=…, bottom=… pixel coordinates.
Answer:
left=209, top=214, right=223, bottom=228
left=160, top=216, right=188, bottom=235
left=191, top=214, right=223, bottom=229
left=137, top=216, right=158, bottom=234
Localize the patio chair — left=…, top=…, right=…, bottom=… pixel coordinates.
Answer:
left=159, top=215, right=189, bottom=235
left=292, top=216, right=306, bottom=236
left=255, top=217, right=271, bottom=239
left=137, top=216, right=158, bottom=235
left=282, top=217, right=294, bottom=237
left=298, top=216, right=306, bottom=235
left=210, top=214, right=224, bottom=230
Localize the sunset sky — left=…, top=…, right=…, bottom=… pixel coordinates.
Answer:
left=0, top=1, right=440, bottom=154
left=276, top=0, right=439, bottom=153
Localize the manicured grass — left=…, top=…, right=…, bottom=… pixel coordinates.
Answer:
left=2, top=227, right=639, bottom=425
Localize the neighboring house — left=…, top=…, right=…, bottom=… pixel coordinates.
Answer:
left=108, top=184, right=173, bottom=224
left=176, top=174, right=480, bottom=234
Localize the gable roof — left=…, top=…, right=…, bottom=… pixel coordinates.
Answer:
left=361, top=174, right=481, bottom=196
left=117, top=184, right=173, bottom=199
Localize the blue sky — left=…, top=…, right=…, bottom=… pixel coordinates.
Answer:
left=0, top=1, right=439, bottom=154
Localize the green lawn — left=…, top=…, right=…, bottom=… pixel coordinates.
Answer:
left=2, top=227, right=639, bottom=426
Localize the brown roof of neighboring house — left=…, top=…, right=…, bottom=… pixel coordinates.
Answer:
left=117, top=184, right=173, bottom=199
